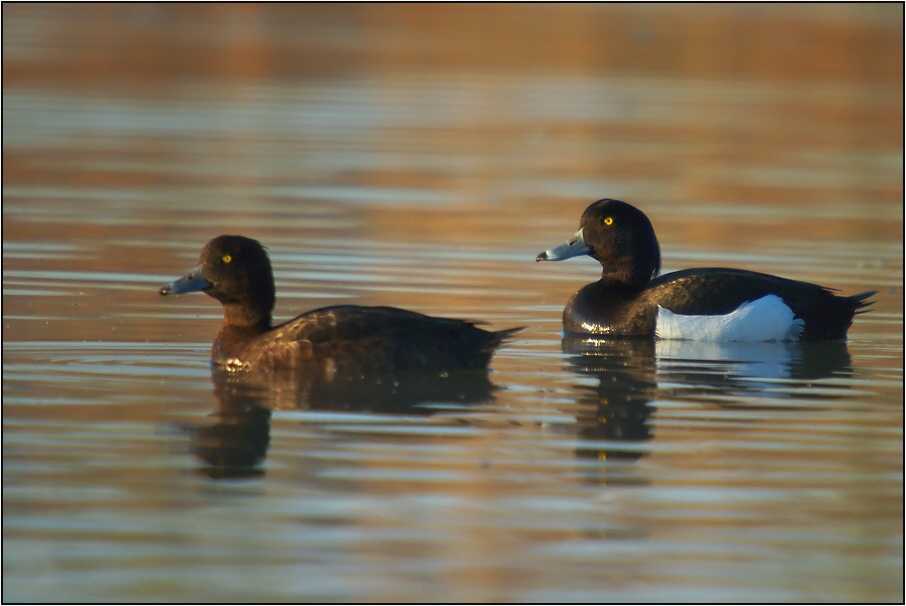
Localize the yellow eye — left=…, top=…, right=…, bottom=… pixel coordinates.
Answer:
left=603, top=217, right=613, bottom=226
left=221, top=254, right=232, bottom=264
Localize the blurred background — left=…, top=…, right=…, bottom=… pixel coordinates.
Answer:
left=3, top=3, right=902, bottom=340
left=5, top=5, right=902, bottom=226
left=3, top=4, right=903, bottom=603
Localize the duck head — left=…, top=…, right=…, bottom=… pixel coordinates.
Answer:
left=161, top=235, right=276, bottom=329
left=537, top=199, right=661, bottom=290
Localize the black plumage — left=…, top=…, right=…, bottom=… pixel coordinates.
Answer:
left=537, top=199, right=874, bottom=340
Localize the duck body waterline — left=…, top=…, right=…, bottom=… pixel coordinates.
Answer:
left=537, top=199, right=875, bottom=341
left=161, top=235, right=519, bottom=377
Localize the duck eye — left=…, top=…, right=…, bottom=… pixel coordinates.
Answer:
left=221, top=254, right=232, bottom=264
left=603, top=217, right=614, bottom=226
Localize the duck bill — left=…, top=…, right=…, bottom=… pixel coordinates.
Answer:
left=536, top=228, right=591, bottom=262
left=159, top=265, right=212, bottom=296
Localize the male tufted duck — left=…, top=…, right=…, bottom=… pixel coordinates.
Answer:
left=536, top=199, right=875, bottom=341
left=161, top=235, right=520, bottom=376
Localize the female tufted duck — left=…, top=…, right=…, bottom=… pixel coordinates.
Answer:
left=536, top=199, right=875, bottom=341
left=161, top=235, right=520, bottom=376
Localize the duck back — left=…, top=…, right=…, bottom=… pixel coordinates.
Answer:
left=566, top=268, right=874, bottom=340
left=219, top=305, right=520, bottom=376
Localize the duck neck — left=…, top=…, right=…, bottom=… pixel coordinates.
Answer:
left=601, top=261, right=652, bottom=291
left=213, top=307, right=271, bottom=365
left=222, top=303, right=271, bottom=333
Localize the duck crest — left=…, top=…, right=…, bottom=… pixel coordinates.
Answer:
left=202, top=235, right=275, bottom=330
left=582, top=199, right=661, bottom=290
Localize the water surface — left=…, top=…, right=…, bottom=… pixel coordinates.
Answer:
left=3, top=5, right=903, bottom=602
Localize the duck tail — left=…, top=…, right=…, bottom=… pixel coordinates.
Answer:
left=486, top=326, right=524, bottom=350
left=850, top=291, right=877, bottom=315
left=454, top=326, right=522, bottom=369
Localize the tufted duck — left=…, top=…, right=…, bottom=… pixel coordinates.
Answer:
left=161, top=235, right=520, bottom=376
left=536, top=199, right=875, bottom=341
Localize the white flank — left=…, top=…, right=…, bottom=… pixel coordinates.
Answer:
left=655, top=294, right=804, bottom=342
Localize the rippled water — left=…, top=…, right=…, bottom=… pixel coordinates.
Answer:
left=3, top=5, right=903, bottom=602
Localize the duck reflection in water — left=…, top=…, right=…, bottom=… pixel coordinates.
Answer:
left=563, top=337, right=657, bottom=462
left=653, top=339, right=855, bottom=405
left=191, top=372, right=273, bottom=480
left=563, top=336, right=855, bottom=463
left=191, top=366, right=499, bottom=479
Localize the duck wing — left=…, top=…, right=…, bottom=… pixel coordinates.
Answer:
left=647, top=268, right=875, bottom=340
left=267, top=305, right=519, bottom=374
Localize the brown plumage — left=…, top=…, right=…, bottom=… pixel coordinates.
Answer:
left=161, top=235, right=519, bottom=378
